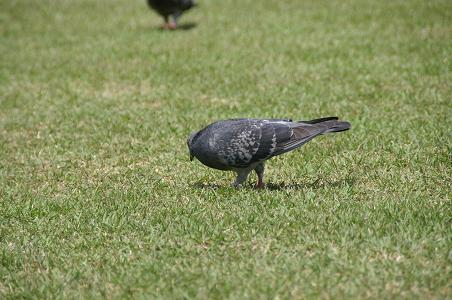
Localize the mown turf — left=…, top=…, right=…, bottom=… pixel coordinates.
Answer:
left=0, top=0, right=451, bottom=298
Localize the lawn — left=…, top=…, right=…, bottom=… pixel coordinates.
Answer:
left=0, top=0, right=451, bottom=298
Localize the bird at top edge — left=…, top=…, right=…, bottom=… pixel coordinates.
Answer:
left=147, top=0, right=197, bottom=29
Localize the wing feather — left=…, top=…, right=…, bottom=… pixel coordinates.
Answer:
left=216, top=121, right=295, bottom=167
left=248, top=122, right=293, bottom=163
left=272, top=124, right=325, bottom=156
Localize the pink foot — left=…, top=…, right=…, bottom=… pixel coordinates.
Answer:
left=167, top=22, right=177, bottom=30
left=255, top=182, right=266, bottom=189
left=162, top=22, right=176, bottom=30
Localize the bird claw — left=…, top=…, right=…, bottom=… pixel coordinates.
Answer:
left=254, top=182, right=266, bottom=189
left=163, top=22, right=177, bottom=30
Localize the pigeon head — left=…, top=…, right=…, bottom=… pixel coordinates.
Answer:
left=187, top=131, right=200, bottom=161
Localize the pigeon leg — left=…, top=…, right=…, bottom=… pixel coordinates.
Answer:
left=232, top=169, right=251, bottom=188
left=163, top=15, right=170, bottom=29
left=254, top=163, right=265, bottom=189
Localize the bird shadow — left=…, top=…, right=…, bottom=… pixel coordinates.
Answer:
left=157, top=22, right=197, bottom=31
left=264, top=176, right=356, bottom=191
left=193, top=176, right=356, bottom=191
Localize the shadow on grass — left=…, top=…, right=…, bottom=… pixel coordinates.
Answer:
left=193, top=176, right=355, bottom=191
left=265, top=176, right=356, bottom=191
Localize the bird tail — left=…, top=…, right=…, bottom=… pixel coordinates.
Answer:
left=321, top=120, right=351, bottom=134
left=268, top=117, right=350, bottom=157
left=298, top=117, right=351, bottom=134
left=298, top=116, right=339, bottom=124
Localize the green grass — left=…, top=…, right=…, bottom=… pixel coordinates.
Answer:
left=1, top=0, right=451, bottom=298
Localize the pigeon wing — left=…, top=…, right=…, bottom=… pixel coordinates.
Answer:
left=215, top=121, right=292, bottom=167
left=271, top=124, right=326, bottom=156
left=247, top=122, right=293, bottom=163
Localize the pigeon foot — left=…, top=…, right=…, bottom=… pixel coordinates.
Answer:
left=162, top=22, right=177, bottom=30
left=167, top=22, right=177, bottom=30
left=255, top=182, right=266, bottom=189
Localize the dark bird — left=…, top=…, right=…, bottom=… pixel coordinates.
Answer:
left=187, top=117, right=351, bottom=188
left=147, top=0, right=196, bottom=29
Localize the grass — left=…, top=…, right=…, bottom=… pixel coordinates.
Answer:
left=0, top=0, right=451, bottom=298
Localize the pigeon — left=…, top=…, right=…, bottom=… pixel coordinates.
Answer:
left=147, top=0, right=196, bottom=29
left=187, top=117, right=351, bottom=188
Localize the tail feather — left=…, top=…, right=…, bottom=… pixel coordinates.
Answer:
left=320, top=120, right=351, bottom=134
left=271, top=117, right=350, bottom=157
left=297, top=117, right=351, bottom=134
left=298, top=116, right=338, bottom=124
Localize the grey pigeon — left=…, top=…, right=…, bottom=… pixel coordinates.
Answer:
left=147, top=0, right=196, bottom=29
left=187, top=117, right=351, bottom=188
